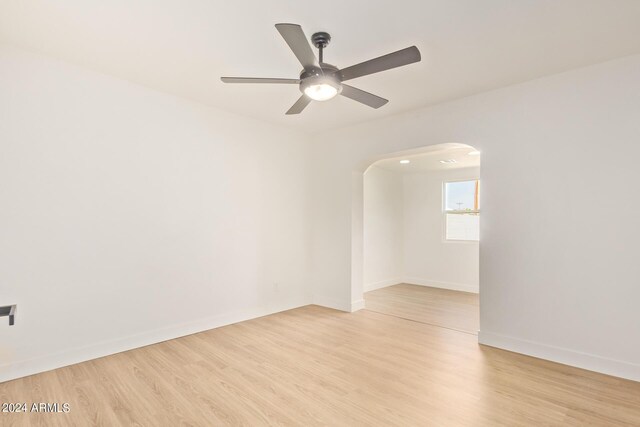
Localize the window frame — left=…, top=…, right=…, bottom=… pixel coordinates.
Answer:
left=442, top=178, right=480, bottom=243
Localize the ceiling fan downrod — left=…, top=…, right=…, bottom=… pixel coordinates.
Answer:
left=311, top=32, right=331, bottom=64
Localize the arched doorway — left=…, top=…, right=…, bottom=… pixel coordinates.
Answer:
left=352, top=143, right=481, bottom=332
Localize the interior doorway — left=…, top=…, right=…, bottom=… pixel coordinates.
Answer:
left=361, top=144, right=480, bottom=333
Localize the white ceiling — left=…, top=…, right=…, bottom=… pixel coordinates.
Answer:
left=1, top=1, right=640, bottom=133
left=373, top=145, right=480, bottom=173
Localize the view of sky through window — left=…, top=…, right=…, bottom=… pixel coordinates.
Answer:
left=445, top=180, right=478, bottom=211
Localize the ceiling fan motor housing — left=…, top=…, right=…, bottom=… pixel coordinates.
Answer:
left=299, top=62, right=342, bottom=97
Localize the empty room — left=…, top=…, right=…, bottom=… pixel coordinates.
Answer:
left=1, top=1, right=639, bottom=425
left=363, top=144, right=481, bottom=334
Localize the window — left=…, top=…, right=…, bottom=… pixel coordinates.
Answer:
left=444, top=180, right=480, bottom=241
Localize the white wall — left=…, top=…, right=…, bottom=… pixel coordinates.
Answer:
left=2, top=43, right=639, bottom=385
left=362, top=166, right=403, bottom=291
left=0, top=45, right=313, bottom=382
left=310, top=54, right=640, bottom=381
left=403, top=167, right=479, bottom=293
left=363, top=165, right=479, bottom=293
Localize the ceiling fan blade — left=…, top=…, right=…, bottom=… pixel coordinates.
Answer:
left=339, top=46, right=421, bottom=82
left=275, top=23, right=318, bottom=70
left=286, top=95, right=312, bottom=115
left=221, top=77, right=300, bottom=84
left=340, top=84, right=388, bottom=109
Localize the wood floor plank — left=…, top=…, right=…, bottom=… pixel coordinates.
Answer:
left=1, top=299, right=639, bottom=426
left=364, top=283, right=480, bottom=333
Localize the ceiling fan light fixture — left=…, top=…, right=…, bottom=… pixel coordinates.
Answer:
left=300, top=73, right=342, bottom=101
left=304, top=83, right=339, bottom=101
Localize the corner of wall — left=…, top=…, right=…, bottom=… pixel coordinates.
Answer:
left=312, top=294, right=352, bottom=312
left=363, top=278, right=403, bottom=292
left=350, top=299, right=365, bottom=312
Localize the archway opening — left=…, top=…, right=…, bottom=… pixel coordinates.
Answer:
left=354, top=143, right=480, bottom=333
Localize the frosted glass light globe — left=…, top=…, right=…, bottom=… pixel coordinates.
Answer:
left=304, top=83, right=339, bottom=101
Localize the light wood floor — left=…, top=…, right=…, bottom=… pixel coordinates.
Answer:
left=364, top=283, right=479, bottom=333
left=1, top=305, right=640, bottom=426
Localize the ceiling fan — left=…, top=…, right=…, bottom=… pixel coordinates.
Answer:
left=221, top=23, right=421, bottom=115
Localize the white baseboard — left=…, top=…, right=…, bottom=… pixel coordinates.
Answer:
left=0, top=297, right=309, bottom=384
left=312, top=294, right=351, bottom=312
left=402, top=277, right=479, bottom=294
left=363, top=278, right=402, bottom=292
left=311, top=294, right=364, bottom=313
left=350, top=299, right=365, bottom=312
left=478, top=330, right=640, bottom=382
